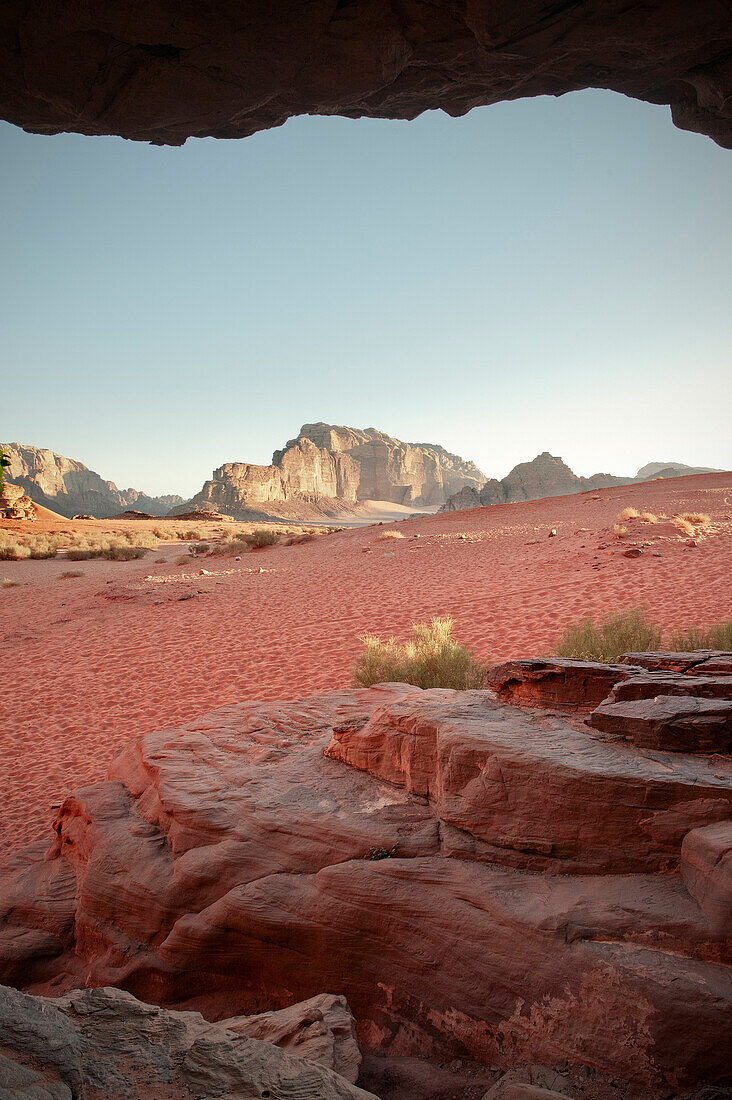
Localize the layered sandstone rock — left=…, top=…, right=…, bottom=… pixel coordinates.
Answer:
left=181, top=423, right=486, bottom=519
left=486, top=658, right=639, bottom=712
left=0, top=481, right=37, bottom=521
left=1, top=670, right=731, bottom=1092
left=2, top=443, right=183, bottom=519
left=0, top=2, right=730, bottom=147
left=0, top=984, right=375, bottom=1099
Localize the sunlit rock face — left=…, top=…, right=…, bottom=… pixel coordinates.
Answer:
left=181, top=423, right=486, bottom=517
left=0, top=2, right=730, bottom=147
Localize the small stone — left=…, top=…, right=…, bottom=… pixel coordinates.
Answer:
left=199, top=568, right=210, bottom=576
left=548, top=529, right=557, bottom=537
left=623, top=547, right=643, bottom=558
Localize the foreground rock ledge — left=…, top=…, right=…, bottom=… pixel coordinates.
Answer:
left=0, top=984, right=375, bottom=1099
left=1, top=665, right=731, bottom=1093
left=1, top=2, right=731, bottom=147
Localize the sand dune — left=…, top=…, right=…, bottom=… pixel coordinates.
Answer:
left=1, top=472, right=730, bottom=849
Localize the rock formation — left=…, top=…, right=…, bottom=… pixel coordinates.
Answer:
left=0, top=984, right=375, bottom=1099
left=179, top=423, right=486, bottom=519
left=0, top=3, right=730, bottom=148
left=2, top=443, right=183, bottom=519
left=1, top=658, right=730, bottom=1093
left=440, top=453, right=726, bottom=512
left=0, top=481, right=37, bottom=521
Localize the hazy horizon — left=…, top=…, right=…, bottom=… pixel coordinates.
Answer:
left=3, top=89, right=731, bottom=497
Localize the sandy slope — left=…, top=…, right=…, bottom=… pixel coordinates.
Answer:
left=1, top=472, right=730, bottom=849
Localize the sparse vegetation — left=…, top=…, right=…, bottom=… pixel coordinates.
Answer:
left=672, top=512, right=711, bottom=538
left=353, top=617, right=486, bottom=690
left=613, top=525, right=628, bottom=538
left=670, top=619, right=732, bottom=652
left=191, top=542, right=210, bottom=556
left=2, top=577, right=21, bottom=588
left=555, top=609, right=662, bottom=662
left=376, top=530, right=405, bottom=541
left=250, top=528, right=280, bottom=549
left=60, top=570, right=84, bottom=579
left=0, top=531, right=66, bottom=560
left=618, top=507, right=640, bottom=521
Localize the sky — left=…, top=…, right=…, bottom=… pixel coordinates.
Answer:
left=1, top=90, right=730, bottom=498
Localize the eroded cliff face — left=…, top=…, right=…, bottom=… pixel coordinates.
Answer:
left=183, top=423, right=486, bottom=519
left=2, top=443, right=183, bottom=519
left=0, top=2, right=730, bottom=148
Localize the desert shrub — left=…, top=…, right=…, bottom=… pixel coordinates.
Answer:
left=618, top=507, right=640, bottom=521
left=555, top=609, right=662, bottom=662
left=613, top=525, right=628, bottom=538
left=285, top=533, right=315, bottom=546
left=191, top=542, right=210, bottom=556
left=250, top=528, right=280, bottom=549
left=104, top=545, right=147, bottom=560
left=670, top=619, right=732, bottom=652
left=180, top=527, right=208, bottom=541
left=353, top=617, right=486, bottom=690
left=0, top=537, right=31, bottom=561
left=679, top=512, right=711, bottom=526
left=376, top=530, right=405, bottom=541
left=639, top=512, right=658, bottom=523
left=209, top=537, right=252, bottom=556
left=175, top=554, right=193, bottom=565
left=60, top=570, right=84, bottom=579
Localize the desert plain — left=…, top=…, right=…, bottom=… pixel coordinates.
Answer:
left=2, top=470, right=730, bottom=851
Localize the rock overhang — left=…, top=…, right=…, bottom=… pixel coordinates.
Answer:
left=1, top=2, right=731, bottom=147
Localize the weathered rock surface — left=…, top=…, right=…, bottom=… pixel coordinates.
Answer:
left=607, top=673, right=732, bottom=703
left=0, top=984, right=376, bottom=1099
left=1, top=2, right=730, bottom=148
left=0, top=481, right=37, bottom=521
left=180, top=422, right=486, bottom=519
left=1, top=443, right=183, bottom=519
left=228, top=993, right=362, bottom=1083
left=1, top=675, right=730, bottom=1091
left=486, top=658, right=638, bottom=712
left=587, top=696, right=732, bottom=753
left=620, top=651, right=727, bottom=673
left=681, top=821, right=732, bottom=938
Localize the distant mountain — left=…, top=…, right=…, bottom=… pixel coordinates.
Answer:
left=175, top=423, right=487, bottom=520
left=635, top=461, right=720, bottom=479
left=2, top=443, right=183, bottom=519
left=440, top=453, right=725, bottom=512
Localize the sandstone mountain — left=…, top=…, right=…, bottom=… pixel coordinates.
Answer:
left=440, top=452, right=723, bottom=512
left=2, top=443, right=183, bottom=519
left=177, top=423, right=486, bottom=520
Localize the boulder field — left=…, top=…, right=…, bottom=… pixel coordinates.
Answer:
left=1, top=657, right=730, bottom=1095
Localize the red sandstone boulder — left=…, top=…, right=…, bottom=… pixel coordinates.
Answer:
left=620, top=652, right=723, bottom=673
left=607, top=673, right=732, bottom=703
left=681, top=821, right=732, bottom=937
left=485, top=659, right=638, bottom=712
left=0, top=683, right=730, bottom=1091
left=587, top=696, right=732, bottom=753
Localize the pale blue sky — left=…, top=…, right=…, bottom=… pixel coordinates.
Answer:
left=2, top=90, right=730, bottom=497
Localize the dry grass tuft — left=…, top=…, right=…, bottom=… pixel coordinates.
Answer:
left=555, top=608, right=662, bottom=663
left=679, top=512, right=711, bottom=526
left=670, top=619, right=732, bottom=652
left=618, top=507, right=640, bottom=521
left=376, top=530, right=406, bottom=541
left=2, top=577, right=22, bottom=588
left=60, top=570, right=84, bottom=579
left=613, top=525, right=629, bottom=538
left=353, top=617, right=486, bottom=690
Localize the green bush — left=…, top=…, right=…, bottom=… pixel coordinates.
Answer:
left=250, top=528, right=280, bottom=549
left=555, top=609, right=662, bottom=662
left=353, top=617, right=486, bottom=690
left=671, top=619, right=732, bottom=651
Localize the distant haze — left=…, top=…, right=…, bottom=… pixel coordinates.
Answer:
left=1, top=89, right=730, bottom=497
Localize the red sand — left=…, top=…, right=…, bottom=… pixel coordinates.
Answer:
left=2, top=472, right=731, bottom=849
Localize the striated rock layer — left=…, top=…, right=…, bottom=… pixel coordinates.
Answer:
left=0, top=481, right=37, bottom=521
left=0, top=984, right=375, bottom=1099
left=1, top=442, right=183, bottom=519
left=180, top=422, right=486, bottom=518
left=0, top=2, right=730, bottom=147
left=1, top=661, right=731, bottom=1092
